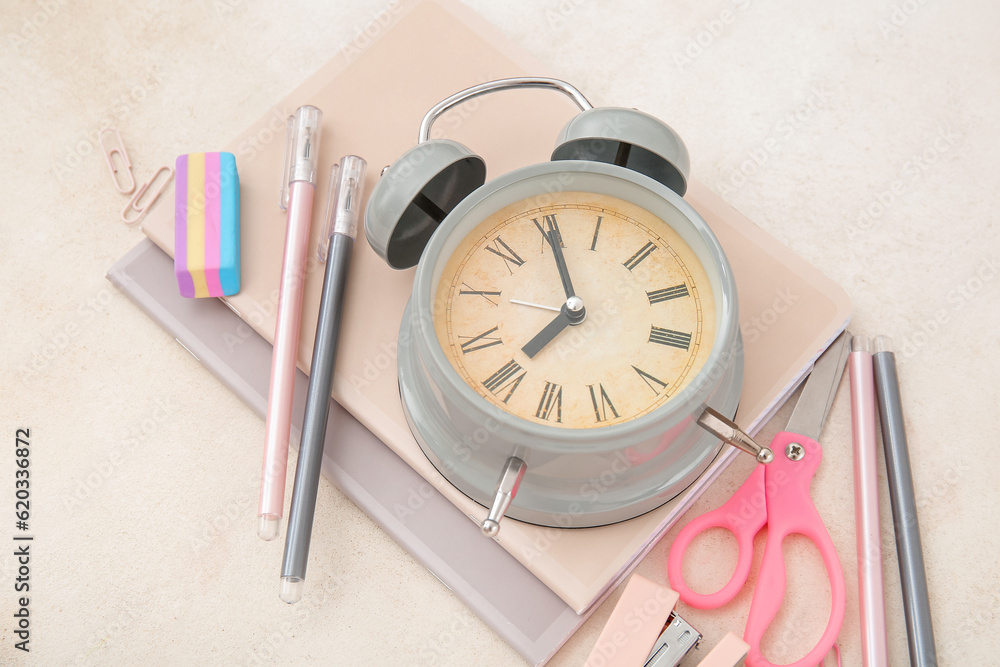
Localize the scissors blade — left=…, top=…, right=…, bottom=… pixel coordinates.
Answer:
left=784, top=330, right=851, bottom=441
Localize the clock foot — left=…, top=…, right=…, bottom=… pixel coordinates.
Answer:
left=481, top=456, right=527, bottom=537
left=697, top=407, right=774, bottom=464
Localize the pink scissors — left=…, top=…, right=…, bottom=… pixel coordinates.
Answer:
left=668, top=332, right=850, bottom=667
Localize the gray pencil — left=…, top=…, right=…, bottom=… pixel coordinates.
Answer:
left=872, top=336, right=937, bottom=666
left=281, top=156, right=367, bottom=604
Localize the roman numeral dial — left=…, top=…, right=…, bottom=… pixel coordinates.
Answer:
left=647, top=283, right=689, bottom=304
left=649, top=326, right=692, bottom=350
left=623, top=241, right=656, bottom=271
left=459, top=327, right=503, bottom=354
left=589, top=383, right=620, bottom=423
left=485, top=236, right=524, bottom=273
left=535, top=382, right=563, bottom=422
left=482, top=360, right=525, bottom=403
left=459, top=283, right=502, bottom=306
left=533, top=214, right=563, bottom=252
left=434, top=192, right=716, bottom=429
left=633, top=365, right=669, bottom=394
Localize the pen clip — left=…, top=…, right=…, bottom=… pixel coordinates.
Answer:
left=318, top=162, right=340, bottom=260
left=122, top=166, right=174, bottom=225
left=279, top=114, right=294, bottom=211
left=318, top=155, right=368, bottom=261
left=100, top=127, right=136, bottom=195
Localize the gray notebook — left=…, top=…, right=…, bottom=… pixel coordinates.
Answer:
left=107, top=239, right=585, bottom=666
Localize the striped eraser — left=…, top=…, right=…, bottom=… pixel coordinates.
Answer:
left=174, top=152, right=240, bottom=298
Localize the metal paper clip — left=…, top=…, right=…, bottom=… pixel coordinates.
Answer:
left=100, top=128, right=136, bottom=195
left=122, top=166, right=174, bottom=225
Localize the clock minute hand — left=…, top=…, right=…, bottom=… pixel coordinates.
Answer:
left=546, top=224, right=578, bottom=301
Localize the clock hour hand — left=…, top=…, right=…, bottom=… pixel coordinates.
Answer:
left=521, top=310, right=570, bottom=359
left=521, top=296, right=585, bottom=359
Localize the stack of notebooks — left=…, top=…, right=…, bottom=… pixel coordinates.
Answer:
left=109, top=1, right=850, bottom=663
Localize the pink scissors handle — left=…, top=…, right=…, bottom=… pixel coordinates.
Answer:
left=744, top=431, right=845, bottom=667
left=667, top=465, right=768, bottom=609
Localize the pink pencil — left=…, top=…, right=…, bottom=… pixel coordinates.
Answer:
left=849, top=335, right=889, bottom=666
left=258, top=106, right=323, bottom=541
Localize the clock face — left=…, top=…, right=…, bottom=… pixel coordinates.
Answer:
left=433, top=191, right=716, bottom=429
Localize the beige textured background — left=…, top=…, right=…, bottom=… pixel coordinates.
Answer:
left=2, top=0, right=998, bottom=665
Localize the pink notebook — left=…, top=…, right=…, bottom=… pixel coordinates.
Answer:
left=140, top=0, right=850, bottom=613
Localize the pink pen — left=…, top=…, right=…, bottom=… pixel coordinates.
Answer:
left=849, top=335, right=889, bottom=666
left=258, top=105, right=323, bottom=541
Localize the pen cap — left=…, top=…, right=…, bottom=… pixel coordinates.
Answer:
left=873, top=335, right=893, bottom=354
left=319, top=155, right=368, bottom=260
left=280, top=105, right=323, bottom=208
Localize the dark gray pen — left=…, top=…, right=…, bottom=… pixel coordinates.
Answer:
left=872, top=336, right=937, bottom=666
left=280, top=155, right=367, bottom=604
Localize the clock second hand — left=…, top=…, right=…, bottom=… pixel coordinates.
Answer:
left=509, top=298, right=562, bottom=313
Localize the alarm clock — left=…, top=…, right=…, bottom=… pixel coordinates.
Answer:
left=365, top=78, right=743, bottom=535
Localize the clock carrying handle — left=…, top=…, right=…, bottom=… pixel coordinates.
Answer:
left=418, top=78, right=593, bottom=144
